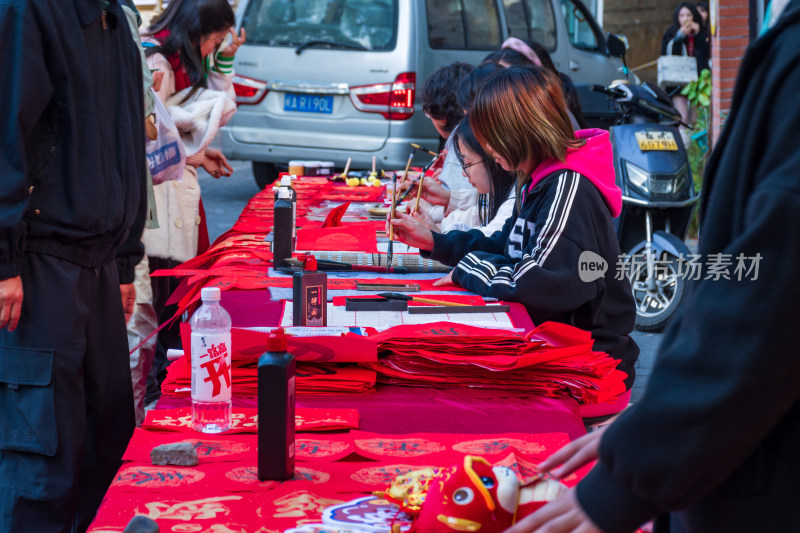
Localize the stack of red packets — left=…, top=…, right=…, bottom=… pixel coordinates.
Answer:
left=363, top=321, right=627, bottom=404
left=160, top=326, right=378, bottom=399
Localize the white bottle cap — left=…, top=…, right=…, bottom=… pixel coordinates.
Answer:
left=277, top=187, right=292, bottom=199
left=280, top=176, right=294, bottom=187
left=201, top=287, right=221, bottom=301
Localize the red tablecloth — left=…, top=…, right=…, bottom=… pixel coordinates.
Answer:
left=159, top=385, right=585, bottom=440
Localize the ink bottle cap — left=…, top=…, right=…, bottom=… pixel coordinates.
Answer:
left=303, top=254, right=318, bottom=271
left=266, top=328, right=288, bottom=352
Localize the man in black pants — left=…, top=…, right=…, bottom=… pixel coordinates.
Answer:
left=0, top=1, right=146, bottom=531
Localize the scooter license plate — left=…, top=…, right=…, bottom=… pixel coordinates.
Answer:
left=635, top=131, right=678, bottom=151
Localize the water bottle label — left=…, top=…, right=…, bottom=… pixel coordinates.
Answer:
left=191, top=332, right=232, bottom=402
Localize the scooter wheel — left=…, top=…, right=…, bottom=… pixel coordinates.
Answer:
left=627, top=252, right=687, bottom=332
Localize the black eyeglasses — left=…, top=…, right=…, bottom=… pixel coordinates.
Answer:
left=461, top=159, right=486, bottom=173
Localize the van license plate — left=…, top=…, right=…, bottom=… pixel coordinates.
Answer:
left=283, top=93, right=334, bottom=114
left=635, top=131, right=678, bottom=151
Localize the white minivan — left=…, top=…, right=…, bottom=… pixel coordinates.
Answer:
left=222, top=0, right=628, bottom=187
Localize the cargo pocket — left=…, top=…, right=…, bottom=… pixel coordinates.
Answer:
left=0, top=346, right=57, bottom=456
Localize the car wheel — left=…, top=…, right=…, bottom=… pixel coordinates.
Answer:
left=253, top=162, right=280, bottom=189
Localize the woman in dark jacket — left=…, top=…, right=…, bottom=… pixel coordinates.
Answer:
left=661, top=2, right=710, bottom=73
left=661, top=2, right=709, bottom=142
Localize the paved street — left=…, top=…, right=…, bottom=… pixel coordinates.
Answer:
left=199, top=160, right=664, bottom=404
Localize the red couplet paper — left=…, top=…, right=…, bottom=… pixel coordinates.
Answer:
left=364, top=321, right=627, bottom=404
left=321, top=201, right=351, bottom=228
left=295, top=224, right=379, bottom=253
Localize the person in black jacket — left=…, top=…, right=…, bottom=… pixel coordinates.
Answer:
left=661, top=3, right=710, bottom=73
left=661, top=2, right=710, bottom=141
left=0, top=0, right=146, bottom=531
left=506, top=1, right=800, bottom=532
left=392, top=66, right=639, bottom=393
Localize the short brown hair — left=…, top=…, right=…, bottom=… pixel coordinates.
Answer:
left=470, top=66, right=584, bottom=187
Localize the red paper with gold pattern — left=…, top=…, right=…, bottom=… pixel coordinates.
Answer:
left=141, top=407, right=359, bottom=433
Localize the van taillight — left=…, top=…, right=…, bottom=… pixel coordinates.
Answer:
left=350, top=72, right=416, bottom=120
left=233, top=74, right=268, bottom=105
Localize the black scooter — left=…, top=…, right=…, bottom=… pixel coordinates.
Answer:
left=593, top=81, right=700, bottom=331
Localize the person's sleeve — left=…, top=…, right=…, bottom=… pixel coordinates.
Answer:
left=446, top=187, right=479, bottom=214
left=440, top=205, right=480, bottom=233
left=207, top=53, right=236, bottom=101
left=438, top=150, right=471, bottom=191
left=428, top=204, right=445, bottom=224
left=424, top=209, right=514, bottom=266
left=661, top=29, right=682, bottom=55
left=445, top=172, right=599, bottom=314
left=115, top=204, right=146, bottom=284
left=0, top=4, right=53, bottom=280
left=479, top=194, right=516, bottom=237
left=576, top=67, right=800, bottom=533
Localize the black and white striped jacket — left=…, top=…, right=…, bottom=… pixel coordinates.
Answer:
left=427, top=170, right=639, bottom=388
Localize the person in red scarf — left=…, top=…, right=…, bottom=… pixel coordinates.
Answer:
left=136, top=0, right=244, bottom=407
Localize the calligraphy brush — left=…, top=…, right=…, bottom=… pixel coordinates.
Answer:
left=397, top=151, right=442, bottom=203
left=378, top=292, right=469, bottom=307
left=283, top=257, right=407, bottom=274
left=410, top=143, right=438, bottom=157
left=387, top=170, right=398, bottom=272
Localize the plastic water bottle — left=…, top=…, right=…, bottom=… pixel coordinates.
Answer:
left=190, top=287, right=232, bottom=433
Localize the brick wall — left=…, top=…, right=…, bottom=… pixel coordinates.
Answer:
left=711, top=0, right=752, bottom=145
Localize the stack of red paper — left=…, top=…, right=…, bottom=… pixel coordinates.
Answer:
left=363, top=321, right=627, bottom=404
left=161, top=327, right=378, bottom=399
left=161, top=356, right=376, bottom=398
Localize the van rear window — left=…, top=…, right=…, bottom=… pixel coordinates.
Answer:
left=241, top=0, right=398, bottom=51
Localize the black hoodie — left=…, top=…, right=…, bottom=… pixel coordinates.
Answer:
left=578, top=2, right=800, bottom=531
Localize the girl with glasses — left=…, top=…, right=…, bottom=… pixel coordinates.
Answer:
left=403, top=116, right=515, bottom=236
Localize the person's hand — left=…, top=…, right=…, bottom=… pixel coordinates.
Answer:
left=395, top=179, right=419, bottom=201
left=503, top=489, right=602, bottom=533
left=681, top=20, right=700, bottom=36
left=390, top=212, right=435, bottom=251
left=537, top=426, right=606, bottom=479
left=152, top=70, right=165, bottom=93
left=0, top=276, right=23, bottom=331
left=221, top=27, right=246, bottom=57
left=416, top=179, right=451, bottom=207
left=202, top=148, right=233, bottom=178
left=411, top=209, right=437, bottom=231
left=430, top=166, right=443, bottom=183
left=432, top=269, right=456, bottom=287
left=120, top=283, right=136, bottom=324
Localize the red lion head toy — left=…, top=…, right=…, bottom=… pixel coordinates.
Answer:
left=401, top=456, right=567, bottom=533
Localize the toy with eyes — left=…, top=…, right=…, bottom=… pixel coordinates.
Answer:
left=404, top=456, right=567, bottom=533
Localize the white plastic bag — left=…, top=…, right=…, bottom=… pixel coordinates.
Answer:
left=146, top=94, right=186, bottom=185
